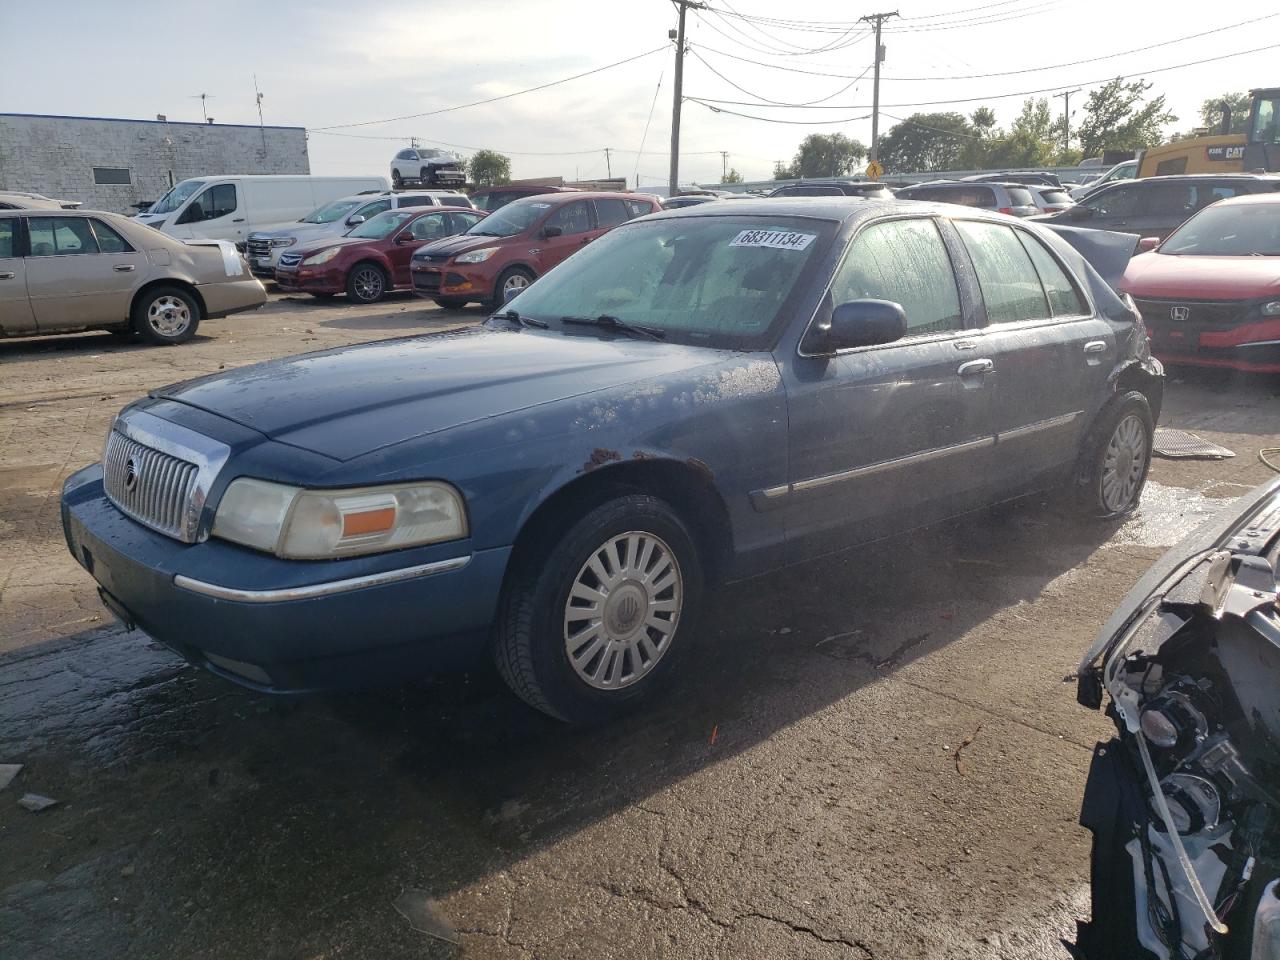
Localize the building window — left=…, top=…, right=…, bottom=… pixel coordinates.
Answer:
left=93, top=167, right=132, bottom=185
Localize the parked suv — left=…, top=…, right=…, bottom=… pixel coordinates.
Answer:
left=768, top=181, right=895, bottom=200
left=1033, top=174, right=1280, bottom=241
left=896, top=180, right=1039, bottom=216
left=470, top=185, right=577, bottom=212
left=963, top=171, right=1064, bottom=189
left=410, top=192, right=660, bottom=308
left=246, top=190, right=471, bottom=276
left=390, top=148, right=466, bottom=189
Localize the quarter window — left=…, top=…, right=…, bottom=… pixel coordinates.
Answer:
left=594, top=198, right=632, bottom=228
left=831, top=218, right=963, bottom=336
left=1015, top=232, right=1087, bottom=317
left=955, top=220, right=1050, bottom=324
left=27, top=217, right=99, bottom=256
left=624, top=199, right=654, bottom=218
left=0, top=218, right=15, bottom=258
left=90, top=218, right=135, bottom=254
left=546, top=201, right=594, bottom=236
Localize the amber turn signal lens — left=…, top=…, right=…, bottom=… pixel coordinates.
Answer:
left=342, top=506, right=397, bottom=537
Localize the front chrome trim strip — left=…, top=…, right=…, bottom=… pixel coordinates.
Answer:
left=173, top=555, right=471, bottom=603
left=1239, top=339, right=1280, bottom=348
left=996, top=410, right=1082, bottom=443
left=793, top=435, right=996, bottom=492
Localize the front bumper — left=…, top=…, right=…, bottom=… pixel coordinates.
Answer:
left=411, top=263, right=487, bottom=301
left=198, top=277, right=268, bottom=319
left=1146, top=316, right=1280, bottom=374
left=61, top=464, right=510, bottom=692
left=274, top=264, right=343, bottom=294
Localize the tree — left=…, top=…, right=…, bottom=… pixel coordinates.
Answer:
left=773, top=160, right=795, bottom=180
left=1199, top=92, right=1252, bottom=135
left=877, top=112, right=974, bottom=172
left=721, top=167, right=744, bottom=184
left=468, top=149, right=511, bottom=187
left=982, top=98, right=1057, bottom=169
left=789, top=133, right=867, bottom=178
left=1076, top=79, right=1175, bottom=158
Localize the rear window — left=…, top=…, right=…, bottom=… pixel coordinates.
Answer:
left=775, top=186, right=842, bottom=197
left=1006, top=187, right=1035, bottom=208
left=1039, top=190, right=1070, bottom=205
left=906, top=186, right=996, bottom=208
left=396, top=196, right=436, bottom=208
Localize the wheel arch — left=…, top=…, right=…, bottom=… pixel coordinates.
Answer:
left=1109, top=357, right=1164, bottom=424
left=130, top=278, right=207, bottom=322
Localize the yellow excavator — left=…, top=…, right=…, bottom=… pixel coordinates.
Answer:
left=1137, top=87, right=1280, bottom=177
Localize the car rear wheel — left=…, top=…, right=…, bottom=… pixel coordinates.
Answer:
left=392, top=170, right=403, bottom=188
left=493, top=494, right=702, bottom=723
left=491, top=266, right=535, bottom=308
left=131, top=286, right=201, bottom=346
left=345, top=263, right=388, bottom=304
left=433, top=297, right=469, bottom=310
left=419, top=167, right=430, bottom=184
left=1075, top=391, right=1154, bottom=519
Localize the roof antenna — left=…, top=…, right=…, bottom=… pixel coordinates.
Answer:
left=253, top=74, right=267, bottom=153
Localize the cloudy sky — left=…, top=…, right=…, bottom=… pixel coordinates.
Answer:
left=3, top=0, right=1276, bottom=188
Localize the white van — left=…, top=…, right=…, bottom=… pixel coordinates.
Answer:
left=134, top=175, right=389, bottom=245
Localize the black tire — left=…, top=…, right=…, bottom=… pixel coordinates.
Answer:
left=1074, top=390, right=1154, bottom=519
left=419, top=167, right=431, bottom=185
left=432, top=297, right=469, bottom=310
left=494, top=494, right=703, bottom=723
left=490, top=266, right=535, bottom=309
left=392, top=170, right=403, bottom=188
left=131, top=285, right=201, bottom=346
left=345, top=262, right=388, bottom=304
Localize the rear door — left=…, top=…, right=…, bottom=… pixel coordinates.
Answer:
left=779, top=215, right=998, bottom=560
left=1076, top=183, right=1145, bottom=233
left=949, top=218, right=1113, bottom=489
left=533, top=200, right=596, bottom=272
left=25, top=216, right=147, bottom=330
left=1125, top=181, right=1196, bottom=239
left=0, top=216, right=36, bottom=335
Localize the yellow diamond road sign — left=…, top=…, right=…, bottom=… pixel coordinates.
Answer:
left=865, top=160, right=884, bottom=180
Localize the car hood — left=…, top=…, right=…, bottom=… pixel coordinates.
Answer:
left=152, top=326, right=732, bottom=461
left=255, top=222, right=340, bottom=242
left=288, top=236, right=378, bottom=258
left=1121, top=252, right=1280, bottom=300
left=418, top=233, right=518, bottom=258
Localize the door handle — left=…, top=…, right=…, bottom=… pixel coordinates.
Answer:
left=957, top=358, right=994, bottom=377
left=113, top=264, right=136, bottom=273
left=232, top=218, right=246, bottom=223
left=1083, top=340, right=1107, bottom=354
left=0, top=271, right=14, bottom=280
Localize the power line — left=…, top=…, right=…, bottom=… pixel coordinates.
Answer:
left=703, top=0, right=1056, bottom=34
left=688, top=46, right=869, bottom=107
left=634, top=70, right=665, bottom=187
left=718, top=0, right=866, bottom=56
left=312, top=46, right=667, bottom=131
left=687, top=97, right=870, bottom=125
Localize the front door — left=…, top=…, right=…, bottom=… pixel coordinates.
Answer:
left=534, top=200, right=597, bottom=272
left=0, top=216, right=35, bottom=335
left=948, top=218, right=1112, bottom=490
left=393, top=212, right=453, bottom=285
left=25, top=216, right=148, bottom=331
left=172, top=182, right=242, bottom=241
left=777, top=216, right=997, bottom=561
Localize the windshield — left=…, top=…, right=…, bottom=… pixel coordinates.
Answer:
left=505, top=216, right=833, bottom=349
left=1159, top=202, right=1280, bottom=256
left=347, top=209, right=417, bottom=239
left=148, top=180, right=203, bottom=215
left=302, top=199, right=363, bottom=224
left=467, top=199, right=552, bottom=237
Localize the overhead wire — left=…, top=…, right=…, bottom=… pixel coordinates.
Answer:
left=718, top=0, right=866, bottom=56
left=688, top=46, right=870, bottom=107
left=686, top=98, right=871, bottom=125
left=633, top=70, right=665, bottom=187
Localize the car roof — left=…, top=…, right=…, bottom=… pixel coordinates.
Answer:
left=1122, top=173, right=1280, bottom=184
left=647, top=196, right=1018, bottom=225
left=1209, top=191, right=1280, bottom=207
left=511, top=191, right=655, bottom=203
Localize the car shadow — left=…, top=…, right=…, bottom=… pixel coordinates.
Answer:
left=0, top=496, right=1119, bottom=959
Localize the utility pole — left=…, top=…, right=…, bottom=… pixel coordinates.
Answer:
left=669, top=0, right=705, bottom=196
left=410, top=136, right=420, bottom=149
left=720, top=150, right=728, bottom=179
left=1054, top=88, right=1081, bottom=156
left=604, top=147, right=612, bottom=179
left=253, top=74, right=267, bottom=154
left=859, top=11, right=898, bottom=169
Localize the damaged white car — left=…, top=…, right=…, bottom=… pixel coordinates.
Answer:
left=1076, top=476, right=1280, bottom=959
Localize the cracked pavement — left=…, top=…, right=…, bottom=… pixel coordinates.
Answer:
left=1, top=298, right=1278, bottom=959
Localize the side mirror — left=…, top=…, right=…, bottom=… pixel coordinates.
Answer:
left=1136, top=236, right=1160, bottom=253
left=347, top=214, right=366, bottom=226
left=541, top=224, right=563, bottom=239
left=395, top=233, right=417, bottom=245
left=822, top=300, right=907, bottom=352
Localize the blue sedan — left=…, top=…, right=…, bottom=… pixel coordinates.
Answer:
left=62, top=199, right=1163, bottom=722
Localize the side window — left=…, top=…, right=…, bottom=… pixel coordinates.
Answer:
left=0, top=218, right=15, bottom=258
left=955, top=220, right=1050, bottom=324
left=1141, top=183, right=1195, bottom=216
left=355, top=199, right=392, bottom=220
left=1084, top=185, right=1143, bottom=217
left=594, top=198, right=631, bottom=229
left=27, top=217, right=99, bottom=256
left=396, top=195, right=433, bottom=208
left=624, top=199, right=653, bottom=217
left=830, top=218, right=963, bottom=337
left=1191, top=182, right=1242, bottom=209
left=206, top=184, right=237, bottom=219
left=451, top=212, right=484, bottom=233
left=90, top=218, right=135, bottom=254
left=546, top=200, right=594, bottom=236
left=779, top=186, right=842, bottom=197
left=1015, top=232, right=1088, bottom=317
left=408, top=214, right=450, bottom=241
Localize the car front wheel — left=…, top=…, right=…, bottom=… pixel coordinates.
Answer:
left=346, top=263, right=388, bottom=304
left=1075, top=390, right=1154, bottom=519
left=494, top=494, right=702, bottom=723
left=132, top=286, right=200, bottom=345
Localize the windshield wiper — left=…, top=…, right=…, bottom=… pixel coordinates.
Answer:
left=560, top=314, right=666, bottom=341
left=492, top=308, right=548, bottom=329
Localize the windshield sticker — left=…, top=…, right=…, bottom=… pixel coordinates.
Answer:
left=729, top=229, right=816, bottom=251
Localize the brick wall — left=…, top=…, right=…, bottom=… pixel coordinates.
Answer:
left=0, top=114, right=310, bottom=214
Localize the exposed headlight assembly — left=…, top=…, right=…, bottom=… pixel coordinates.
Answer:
left=302, top=247, right=342, bottom=266
left=1262, top=300, right=1280, bottom=317
left=455, top=246, right=499, bottom=264
left=270, top=237, right=297, bottom=248
left=213, top=478, right=467, bottom=559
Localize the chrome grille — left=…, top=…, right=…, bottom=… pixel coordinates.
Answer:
left=246, top=237, right=272, bottom=259
left=277, top=252, right=304, bottom=267
left=103, top=430, right=200, bottom=542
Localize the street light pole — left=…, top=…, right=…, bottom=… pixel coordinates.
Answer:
left=1054, top=88, right=1081, bottom=156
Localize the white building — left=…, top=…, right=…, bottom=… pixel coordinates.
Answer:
left=0, top=112, right=310, bottom=213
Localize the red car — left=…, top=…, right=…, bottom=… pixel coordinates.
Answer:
left=1121, top=193, right=1280, bottom=373
left=410, top=192, right=660, bottom=309
left=275, top=206, right=486, bottom=304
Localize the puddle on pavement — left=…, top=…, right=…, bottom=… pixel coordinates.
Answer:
left=1113, top=481, right=1239, bottom=548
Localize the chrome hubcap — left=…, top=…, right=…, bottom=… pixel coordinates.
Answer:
left=564, top=531, right=683, bottom=691
left=148, top=296, right=190, bottom=336
left=1101, top=414, right=1148, bottom=512
left=352, top=268, right=383, bottom=301
left=503, top=273, right=530, bottom=295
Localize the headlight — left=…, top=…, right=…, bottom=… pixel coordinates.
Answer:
left=455, top=246, right=499, bottom=264
left=270, top=237, right=297, bottom=248
left=302, top=247, right=342, bottom=266
left=212, top=478, right=467, bottom=559
left=1262, top=301, right=1280, bottom=317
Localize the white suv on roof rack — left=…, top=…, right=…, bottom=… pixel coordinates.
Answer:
left=246, top=190, right=473, bottom=276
